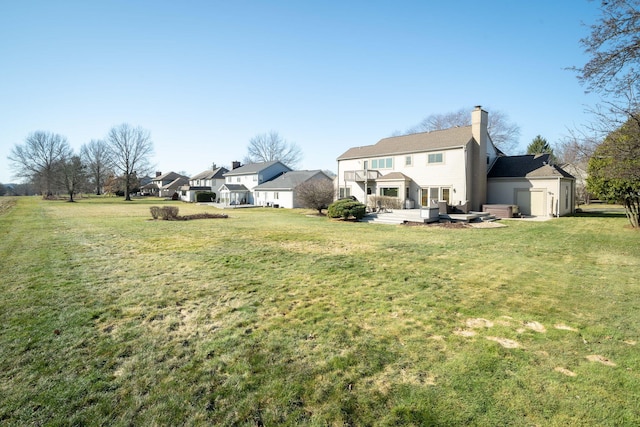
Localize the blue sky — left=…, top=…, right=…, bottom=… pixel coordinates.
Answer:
left=0, top=0, right=602, bottom=183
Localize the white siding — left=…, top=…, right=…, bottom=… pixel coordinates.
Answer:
left=487, top=177, right=575, bottom=217
left=337, top=146, right=470, bottom=207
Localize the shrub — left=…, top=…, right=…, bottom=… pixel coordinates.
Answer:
left=371, top=195, right=402, bottom=210
left=196, top=192, right=216, bottom=202
left=159, top=206, right=180, bottom=220
left=327, top=199, right=366, bottom=220
left=150, top=206, right=161, bottom=219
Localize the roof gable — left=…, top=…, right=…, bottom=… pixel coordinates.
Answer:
left=162, top=177, right=189, bottom=189
left=254, top=170, right=330, bottom=190
left=488, top=154, right=575, bottom=179
left=337, top=126, right=474, bottom=160
left=191, top=167, right=228, bottom=180
left=223, top=160, right=290, bottom=176
left=153, top=171, right=187, bottom=182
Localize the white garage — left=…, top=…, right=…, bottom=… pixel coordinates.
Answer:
left=487, top=154, right=575, bottom=217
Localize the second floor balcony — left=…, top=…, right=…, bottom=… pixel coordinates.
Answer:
left=344, top=170, right=381, bottom=182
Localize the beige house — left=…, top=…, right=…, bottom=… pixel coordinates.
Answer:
left=337, top=106, right=499, bottom=212
left=336, top=106, right=575, bottom=217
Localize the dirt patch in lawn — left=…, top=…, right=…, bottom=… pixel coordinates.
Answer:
left=524, top=321, right=546, bottom=333
left=554, top=324, right=578, bottom=332
left=486, top=336, right=521, bottom=348
left=586, top=355, right=616, bottom=366
left=466, top=318, right=494, bottom=328
left=554, top=367, right=577, bottom=377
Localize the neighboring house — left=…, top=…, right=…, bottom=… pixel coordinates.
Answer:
left=141, top=171, right=190, bottom=197
left=254, top=170, right=333, bottom=208
left=337, top=106, right=500, bottom=212
left=487, top=154, right=575, bottom=217
left=336, top=106, right=576, bottom=217
left=179, top=167, right=229, bottom=202
left=219, top=161, right=291, bottom=205
left=559, top=162, right=590, bottom=205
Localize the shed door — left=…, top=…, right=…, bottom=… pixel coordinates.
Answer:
left=516, top=189, right=545, bottom=216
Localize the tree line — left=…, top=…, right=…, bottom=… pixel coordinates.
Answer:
left=7, top=124, right=153, bottom=202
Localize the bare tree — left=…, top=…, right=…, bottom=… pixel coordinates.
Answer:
left=573, top=1, right=640, bottom=135
left=244, top=131, right=303, bottom=169
left=8, top=131, right=72, bottom=197
left=81, top=139, right=112, bottom=195
left=575, top=0, right=640, bottom=98
left=295, top=178, right=335, bottom=214
left=106, top=124, right=154, bottom=201
left=58, top=155, right=87, bottom=202
left=404, top=108, right=521, bottom=153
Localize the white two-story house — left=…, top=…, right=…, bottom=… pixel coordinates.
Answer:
left=219, top=160, right=291, bottom=205
left=337, top=106, right=499, bottom=212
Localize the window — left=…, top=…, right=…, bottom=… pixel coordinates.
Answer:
left=236, top=177, right=241, bottom=183
left=226, top=177, right=232, bottom=183
left=371, top=157, right=393, bottom=169
left=274, top=191, right=279, bottom=199
left=380, top=187, right=398, bottom=197
left=405, top=155, right=412, bottom=166
left=339, top=187, right=351, bottom=198
left=565, top=186, right=569, bottom=209
left=427, top=152, right=444, bottom=164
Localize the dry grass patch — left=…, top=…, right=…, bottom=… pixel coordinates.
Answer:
left=586, top=354, right=617, bottom=366
left=554, top=367, right=577, bottom=377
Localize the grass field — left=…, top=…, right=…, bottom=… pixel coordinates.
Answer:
left=0, top=196, right=639, bottom=426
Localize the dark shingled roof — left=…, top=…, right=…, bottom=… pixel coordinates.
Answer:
left=488, top=154, right=574, bottom=179
left=190, top=167, right=228, bottom=180
left=337, top=126, right=474, bottom=160
left=224, top=160, right=289, bottom=176
left=220, top=184, right=249, bottom=191
left=254, top=170, right=329, bottom=191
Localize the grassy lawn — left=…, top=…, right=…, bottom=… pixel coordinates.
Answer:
left=1, top=196, right=639, bottom=426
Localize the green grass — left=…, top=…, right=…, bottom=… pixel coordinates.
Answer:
left=1, top=196, right=639, bottom=426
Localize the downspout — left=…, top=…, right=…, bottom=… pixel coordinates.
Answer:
left=463, top=144, right=468, bottom=208
left=557, top=177, right=561, bottom=217
left=337, top=159, right=340, bottom=199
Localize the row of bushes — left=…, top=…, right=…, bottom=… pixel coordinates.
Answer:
left=150, top=206, right=228, bottom=221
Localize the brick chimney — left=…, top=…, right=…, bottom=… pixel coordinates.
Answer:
left=155, top=171, right=162, bottom=177
left=470, top=106, right=488, bottom=211
left=232, top=161, right=241, bottom=170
